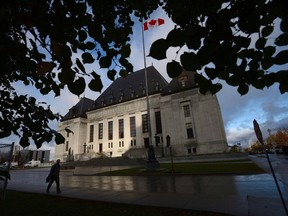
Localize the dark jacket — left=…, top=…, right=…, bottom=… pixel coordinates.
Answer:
left=49, top=162, right=60, bottom=178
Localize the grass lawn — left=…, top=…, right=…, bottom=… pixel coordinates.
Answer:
left=96, top=159, right=265, bottom=176
left=1, top=190, right=230, bottom=216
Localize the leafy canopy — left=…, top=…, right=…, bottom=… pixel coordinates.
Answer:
left=1, top=0, right=287, bottom=148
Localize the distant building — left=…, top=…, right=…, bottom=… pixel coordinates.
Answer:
left=27, top=150, right=50, bottom=163
left=11, top=145, right=50, bottom=163
left=55, top=66, right=228, bottom=161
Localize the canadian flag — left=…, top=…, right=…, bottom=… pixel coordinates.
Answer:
left=143, top=18, right=165, bottom=31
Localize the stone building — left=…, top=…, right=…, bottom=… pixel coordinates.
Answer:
left=54, top=66, right=227, bottom=161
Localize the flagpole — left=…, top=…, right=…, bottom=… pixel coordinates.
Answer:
left=141, top=20, right=158, bottom=167
left=141, top=21, right=152, bottom=147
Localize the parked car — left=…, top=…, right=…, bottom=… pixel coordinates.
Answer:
left=0, top=161, right=18, bottom=168
left=24, top=160, right=41, bottom=167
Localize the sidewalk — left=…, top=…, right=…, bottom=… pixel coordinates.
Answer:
left=6, top=155, right=288, bottom=216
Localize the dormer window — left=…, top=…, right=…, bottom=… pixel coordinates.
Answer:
left=110, top=94, right=114, bottom=103
left=130, top=90, right=135, bottom=98
left=178, top=75, right=188, bottom=87
left=119, top=90, right=124, bottom=102
left=101, top=97, right=106, bottom=106
left=155, top=82, right=159, bottom=91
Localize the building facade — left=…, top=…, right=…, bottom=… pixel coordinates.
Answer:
left=55, top=66, right=228, bottom=161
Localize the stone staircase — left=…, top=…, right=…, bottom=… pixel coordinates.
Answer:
left=61, top=157, right=146, bottom=169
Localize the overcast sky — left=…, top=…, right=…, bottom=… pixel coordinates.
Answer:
left=3, top=7, right=288, bottom=159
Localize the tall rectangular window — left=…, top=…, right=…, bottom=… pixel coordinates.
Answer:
left=183, top=105, right=191, bottom=117
left=118, top=119, right=124, bottom=138
left=98, top=123, right=103, bottom=139
left=142, top=114, right=148, bottom=133
left=131, top=140, right=136, bottom=146
left=155, top=111, right=162, bottom=134
left=108, top=121, right=113, bottom=140
left=65, top=141, right=69, bottom=151
left=89, top=125, right=94, bottom=142
left=130, top=116, right=136, bottom=137
left=186, top=123, right=194, bottom=139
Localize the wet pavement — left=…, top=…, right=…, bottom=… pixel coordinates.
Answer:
left=5, top=155, right=288, bottom=216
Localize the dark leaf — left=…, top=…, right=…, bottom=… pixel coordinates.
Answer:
left=68, top=77, right=86, bottom=96
left=76, top=58, right=85, bottom=73
left=261, top=57, right=274, bottom=70
left=125, top=62, right=133, bottom=72
left=280, top=19, right=288, bottom=33
left=88, top=77, right=103, bottom=92
left=167, top=61, right=182, bottom=78
left=275, top=33, right=288, bottom=46
left=279, top=82, right=288, bottom=94
left=227, top=75, right=242, bottom=87
left=120, top=44, right=131, bottom=58
left=19, top=137, right=30, bottom=148
left=180, top=52, right=202, bottom=71
left=263, top=73, right=276, bottom=87
left=119, top=69, right=129, bottom=78
left=195, top=74, right=210, bottom=95
left=205, top=67, right=220, bottom=80
left=213, top=46, right=237, bottom=67
left=78, top=29, right=87, bottom=42
left=210, top=83, right=222, bottom=94
left=186, top=36, right=201, bottom=50
left=55, top=132, right=65, bottom=144
left=107, top=69, right=117, bottom=81
left=255, top=38, right=266, bottom=50
left=148, top=38, right=168, bottom=60
left=276, top=70, right=288, bottom=94
left=261, top=26, right=274, bottom=37
left=274, top=50, right=288, bottom=65
left=82, top=52, right=95, bottom=64
left=36, top=62, right=56, bottom=75
left=85, top=41, right=96, bottom=50
left=166, top=28, right=185, bottom=47
left=40, top=87, right=50, bottom=95
left=99, top=56, right=111, bottom=68
left=263, top=46, right=276, bottom=58
left=237, top=84, right=249, bottom=96
left=59, top=68, right=75, bottom=84
left=252, top=79, right=266, bottom=89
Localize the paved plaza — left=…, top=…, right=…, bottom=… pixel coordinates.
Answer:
left=5, top=155, right=288, bottom=216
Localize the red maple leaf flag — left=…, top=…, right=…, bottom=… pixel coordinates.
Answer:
left=143, top=18, right=165, bottom=31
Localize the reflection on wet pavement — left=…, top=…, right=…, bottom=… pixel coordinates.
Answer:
left=9, top=168, right=287, bottom=200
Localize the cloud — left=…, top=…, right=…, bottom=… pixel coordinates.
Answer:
left=218, top=82, right=288, bottom=147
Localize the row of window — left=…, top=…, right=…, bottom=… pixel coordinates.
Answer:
left=101, top=83, right=161, bottom=106
left=88, top=112, right=162, bottom=142
left=65, top=140, right=136, bottom=153
left=86, top=105, right=194, bottom=143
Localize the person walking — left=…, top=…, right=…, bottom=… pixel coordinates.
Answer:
left=46, top=159, right=61, bottom=194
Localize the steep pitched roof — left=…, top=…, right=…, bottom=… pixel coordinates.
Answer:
left=61, top=67, right=197, bottom=121
left=162, top=70, right=197, bottom=95
left=61, top=97, right=94, bottom=121
left=92, top=66, right=168, bottom=109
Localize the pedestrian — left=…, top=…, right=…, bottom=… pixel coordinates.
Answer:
left=46, top=159, right=61, bottom=194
